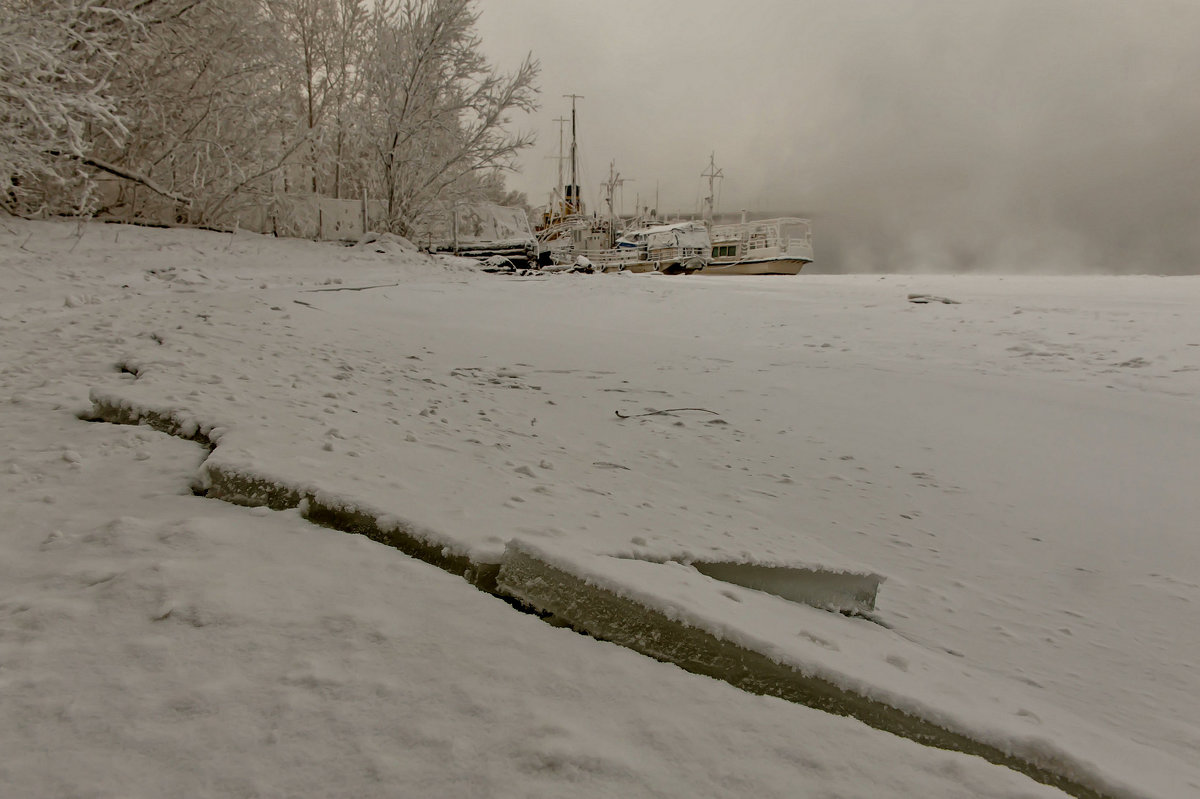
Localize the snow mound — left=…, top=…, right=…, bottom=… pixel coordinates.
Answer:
left=355, top=231, right=417, bottom=254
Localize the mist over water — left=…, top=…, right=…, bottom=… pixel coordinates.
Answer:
left=481, top=1, right=1200, bottom=274
left=784, top=1, right=1200, bottom=274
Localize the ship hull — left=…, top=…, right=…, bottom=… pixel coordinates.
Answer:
left=699, top=257, right=809, bottom=276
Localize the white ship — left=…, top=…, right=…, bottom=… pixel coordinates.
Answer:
left=703, top=216, right=813, bottom=275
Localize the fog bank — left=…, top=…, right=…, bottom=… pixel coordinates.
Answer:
left=481, top=1, right=1200, bottom=274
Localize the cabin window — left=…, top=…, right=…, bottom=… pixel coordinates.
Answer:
left=712, top=244, right=737, bottom=258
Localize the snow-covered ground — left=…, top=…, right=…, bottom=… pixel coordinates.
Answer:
left=2, top=218, right=1197, bottom=798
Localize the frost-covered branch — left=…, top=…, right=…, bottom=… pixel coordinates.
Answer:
left=75, top=153, right=191, bottom=204
left=1, top=0, right=537, bottom=228
left=0, top=0, right=138, bottom=212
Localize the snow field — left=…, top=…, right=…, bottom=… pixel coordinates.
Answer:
left=87, top=370, right=1185, bottom=798
left=0, top=408, right=1074, bottom=799
left=3, top=219, right=1198, bottom=797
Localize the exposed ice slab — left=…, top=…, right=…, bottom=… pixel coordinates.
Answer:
left=86, top=393, right=1188, bottom=799
left=86, top=388, right=218, bottom=449
left=497, top=540, right=1181, bottom=799
left=90, top=368, right=888, bottom=587
left=204, top=462, right=499, bottom=590
left=88, top=390, right=884, bottom=602
left=204, top=462, right=305, bottom=510
left=88, top=393, right=497, bottom=588
left=689, top=560, right=881, bottom=613
left=618, top=554, right=883, bottom=614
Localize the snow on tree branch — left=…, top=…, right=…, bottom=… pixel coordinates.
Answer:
left=0, top=0, right=139, bottom=213
left=1, top=0, right=539, bottom=229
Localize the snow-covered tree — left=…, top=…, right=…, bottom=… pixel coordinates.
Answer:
left=265, top=0, right=368, bottom=198
left=2, top=0, right=536, bottom=231
left=96, top=0, right=302, bottom=224
left=358, top=0, right=538, bottom=236
left=0, top=0, right=137, bottom=213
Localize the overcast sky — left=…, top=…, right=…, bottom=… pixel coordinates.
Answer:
left=477, top=1, right=1200, bottom=273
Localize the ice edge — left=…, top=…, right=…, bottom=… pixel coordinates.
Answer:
left=86, top=391, right=1125, bottom=799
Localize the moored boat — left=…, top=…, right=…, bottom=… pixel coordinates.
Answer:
left=534, top=96, right=711, bottom=274
left=702, top=216, right=813, bottom=275
left=612, top=220, right=710, bottom=274
left=547, top=219, right=710, bottom=274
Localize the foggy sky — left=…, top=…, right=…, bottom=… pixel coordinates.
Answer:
left=478, top=1, right=1200, bottom=273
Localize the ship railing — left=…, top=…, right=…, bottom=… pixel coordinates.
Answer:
left=587, top=248, right=649, bottom=266
left=547, top=245, right=713, bottom=271
left=785, top=239, right=815, bottom=259
left=647, top=246, right=709, bottom=264
left=550, top=247, right=648, bottom=267
left=712, top=218, right=812, bottom=242
left=709, top=224, right=743, bottom=243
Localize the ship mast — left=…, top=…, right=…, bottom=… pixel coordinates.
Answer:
left=553, top=116, right=568, bottom=213
left=701, top=151, right=723, bottom=223
left=563, top=94, right=584, bottom=215
left=602, top=160, right=629, bottom=245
